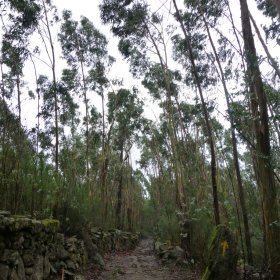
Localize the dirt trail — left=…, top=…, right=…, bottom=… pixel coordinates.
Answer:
left=96, top=238, right=200, bottom=280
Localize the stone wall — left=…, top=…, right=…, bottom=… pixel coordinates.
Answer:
left=0, top=211, right=86, bottom=280
left=89, top=228, right=140, bottom=253
left=0, top=211, right=140, bottom=280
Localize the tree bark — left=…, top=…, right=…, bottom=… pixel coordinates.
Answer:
left=80, top=60, right=90, bottom=181
left=116, top=139, right=124, bottom=230
left=240, top=0, right=280, bottom=275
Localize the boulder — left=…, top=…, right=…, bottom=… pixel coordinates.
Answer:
left=43, top=256, right=51, bottom=279
left=202, top=225, right=238, bottom=280
left=10, top=269, right=20, bottom=280
left=94, top=252, right=105, bottom=269
left=168, top=246, right=184, bottom=260
left=0, top=263, right=9, bottom=280
left=25, top=267, right=34, bottom=276
left=31, top=255, right=44, bottom=280
left=66, top=259, right=76, bottom=270
left=154, top=241, right=170, bottom=258
left=81, top=229, right=97, bottom=261
left=16, top=257, right=26, bottom=280
left=56, top=246, right=69, bottom=260
left=22, top=254, right=34, bottom=267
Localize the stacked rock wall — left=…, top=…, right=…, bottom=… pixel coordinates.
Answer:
left=0, top=211, right=86, bottom=280
left=89, top=228, right=139, bottom=253
left=0, top=211, right=140, bottom=280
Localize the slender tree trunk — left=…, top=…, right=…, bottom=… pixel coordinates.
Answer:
left=225, top=0, right=247, bottom=75
left=127, top=162, right=133, bottom=232
left=0, top=64, right=4, bottom=208
left=165, top=89, right=186, bottom=211
left=203, top=15, right=253, bottom=264
left=0, top=63, right=8, bottom=210
left=173, top=0, right=220, bottom=225
left=16, top=75, right=21, bottom=126
left=80, top=61, right=90, bottom=180
left=144, top=23, right=186, bottom=211
left=249, top=11, right=280, bottom=80
left=240, top=0, right=280, bottom=275
left=101, top=156, right=109, bottom=220
left=100, top=91, right=108, bottom=220
left=30, top=54, right=40, bottom=217
left=116, top=141, right=124, bottom=230
left=30, top=54, right=40, bottom=155
left=14, top=72, right=23, bottom=214
left=42, top=0, right=59, bottom=173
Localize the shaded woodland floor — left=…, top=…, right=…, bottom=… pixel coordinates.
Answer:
left=92, top=238, right=200, bottom=280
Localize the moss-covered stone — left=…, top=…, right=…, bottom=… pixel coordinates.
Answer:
left=202, top=225, right=238, bottom=280
left=41, top=219, right=60, bottom=233
left=31, top=255, right=44, bottom=280
left=30, top=220, right=43, bottom=233
left=7, top=218, right=32, bottom=232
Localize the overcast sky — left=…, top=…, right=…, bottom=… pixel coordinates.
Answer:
left=8, top=0, right=279, bottom=131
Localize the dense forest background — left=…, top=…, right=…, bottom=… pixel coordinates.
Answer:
left=0, top=0, right=280, bottom=274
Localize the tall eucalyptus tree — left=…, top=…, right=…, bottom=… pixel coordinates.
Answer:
left=1, top=0, right=40, bottom=125
left=172, top=0, right=221, bottom=225
left=0, top=0, right=41, bottom=214
left=187, top=0, right=254, bottom=263
left=100, top=0, right=188, bottom=212
left=107, top=88, right=144, bottom=229
left=34, top=0, right=60, bottom=172
left=59, top=10, right=111, bottom=180
left=240, top=0, right=280, bottom=275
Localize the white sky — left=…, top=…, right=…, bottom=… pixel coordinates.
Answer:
left=3, top=0, right=279, bottom=156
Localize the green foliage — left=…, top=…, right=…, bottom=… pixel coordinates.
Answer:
left=256, top=0, right=280, bottom=43
left=184, top=0, right=224, bottom=19
left=156, top=212, right=181, bottom=244
left=107, top=88, right=144, bottom=142
left=59, top=10, right=108, bottom=67
left=142, top=63, right=179, bottom=99
left=100, top=0, right=148, bottom=38
left=3, top=0, right=41, bottom=28
left=256, top=0, right=278, bottom=18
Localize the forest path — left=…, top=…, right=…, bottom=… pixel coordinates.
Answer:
left=96, top=238, right=199, bottom=280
